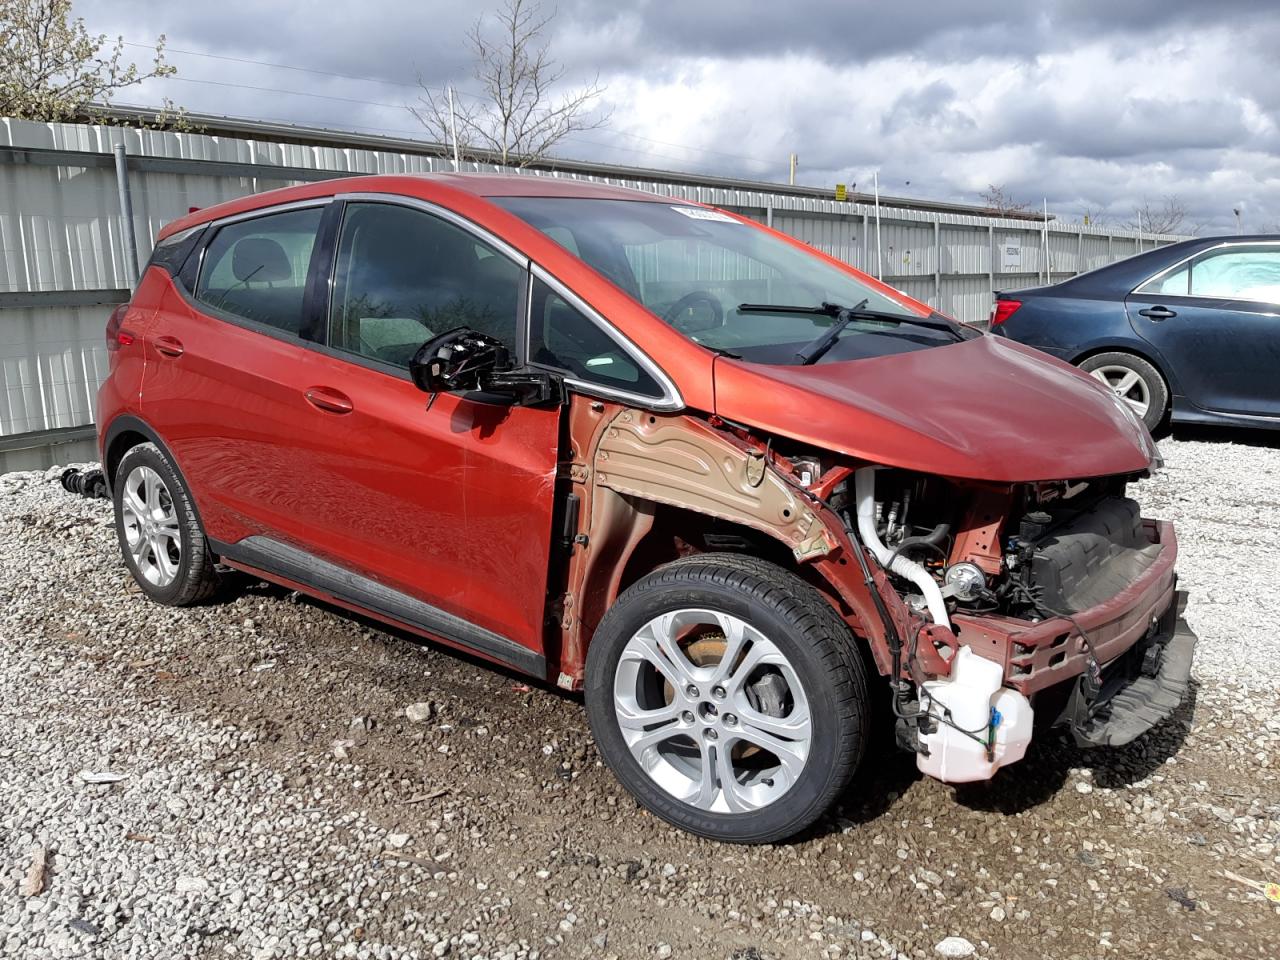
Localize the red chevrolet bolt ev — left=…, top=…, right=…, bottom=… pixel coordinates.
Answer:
left=98, top=174, right=1195, bottom=842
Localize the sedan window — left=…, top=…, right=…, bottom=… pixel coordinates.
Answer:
left=1137, top=265, right=1189, bottom=297
left=1189, top=248, right=1280, bottom=302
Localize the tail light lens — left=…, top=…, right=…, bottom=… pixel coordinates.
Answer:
left=990, top=299, right=1023, bottom=326
left=105, top=304, right=133, bottom=351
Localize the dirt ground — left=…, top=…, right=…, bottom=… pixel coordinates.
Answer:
left=3, top=428, right=1279, bottom=960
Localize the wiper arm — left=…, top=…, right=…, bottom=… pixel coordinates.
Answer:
left=737, top=299, right=965, bottom=364
left=790, top=299, right=867, bottom=365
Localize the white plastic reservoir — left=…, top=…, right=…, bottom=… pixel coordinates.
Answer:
left=917, top=645, right=1034, bottom=783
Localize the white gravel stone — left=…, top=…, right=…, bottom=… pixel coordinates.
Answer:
left=935, top=936, right=976, bottom=957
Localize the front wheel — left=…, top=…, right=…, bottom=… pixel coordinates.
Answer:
left=585, top=554, right=869, bottom=843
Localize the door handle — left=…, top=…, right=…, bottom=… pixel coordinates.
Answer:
left=304, top=386, right=354, bottom=415
left=154, top=335, right=185, bottom=357
left=1138, top=306, right=1177, bottom=321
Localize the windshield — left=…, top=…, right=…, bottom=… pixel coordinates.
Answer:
left=494, top=197, right=966, bottom=364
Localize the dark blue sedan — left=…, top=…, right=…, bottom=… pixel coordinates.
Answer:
left=991, top=236, right=1280, bottom=432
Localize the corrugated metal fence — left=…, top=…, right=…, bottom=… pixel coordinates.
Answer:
left=0, top=116, right=1183, bottom=471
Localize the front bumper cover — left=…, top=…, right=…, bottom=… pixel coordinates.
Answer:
left=1057, top=590, right=1197, bottom=747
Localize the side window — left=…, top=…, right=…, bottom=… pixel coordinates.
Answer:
left=329, top=202, right=523, bottom=369
left=1189, top=248, right=1280, bottom=302
left=1137, top=265, right=1189, bottom=296
left=529, top=277, right=662, bottom=398
left=194, top=207, right=322, bottom=335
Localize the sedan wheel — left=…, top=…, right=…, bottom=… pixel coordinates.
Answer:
left=1088, top=364, right=1151, bottom=419
left=1077, top=352, right=1170, bottom=432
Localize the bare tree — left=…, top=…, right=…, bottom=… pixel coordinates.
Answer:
left=1124, top=195, right=1188, bottom=236
left=0, top=0, right=179, bottom=122
left=1078, top=205, right=1108, bottom=227
left=410, top=0, right=609, bottom=167
left=979, top=184, right=1031, bottom=215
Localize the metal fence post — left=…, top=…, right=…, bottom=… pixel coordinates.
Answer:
left=113, top=143, right=140, bottom=288
left=933, top=220, right=941, bottom=308
left=987, top=223, right=995, bottom=311
left=862, top=213, right=869, bottom=274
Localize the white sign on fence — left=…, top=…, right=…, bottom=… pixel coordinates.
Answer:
left=1000, top=237, right=1022, bottom=271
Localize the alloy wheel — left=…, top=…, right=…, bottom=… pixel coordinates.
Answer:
left=612, top=609, right=811, bottom=814
left=119, top=464, right=182, bottom=587
left=1089, top=364, right=1151, bottom=418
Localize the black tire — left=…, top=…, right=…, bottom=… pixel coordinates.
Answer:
left=1077, top=351, right=1169, bottom=432
left=585, top=553, right=869, bottom=844
left=112, top=442, right=219, bottom=606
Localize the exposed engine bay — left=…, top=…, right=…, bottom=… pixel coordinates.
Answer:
left=785, top=454, right=1190, bottom=784
left=829, top=468, right=1163, bottom=623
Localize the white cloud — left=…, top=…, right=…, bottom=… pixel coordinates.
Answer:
left=75, top=0, right=1280, bottom=233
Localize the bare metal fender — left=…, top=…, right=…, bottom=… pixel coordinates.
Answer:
left=593, top=409, right=836, bottom=562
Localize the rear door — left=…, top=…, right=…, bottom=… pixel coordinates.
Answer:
left=1126, top=243, right=1280, bottom=417
left=302, top=197, right=562, bottom=664
left=141, top=201, right=339, bottom=547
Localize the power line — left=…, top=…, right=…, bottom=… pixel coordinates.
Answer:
left=152, top=74, right=762, bottom=170
left=123, top=41, right=419, bottom=90
left=162, top=75, right=407, bottom=111
left=127, top=39, right=777, bottom=168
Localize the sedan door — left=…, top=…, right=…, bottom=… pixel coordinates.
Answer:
left=1126, top=243, right=1280, bottom=417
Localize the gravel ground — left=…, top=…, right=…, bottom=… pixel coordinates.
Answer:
left=2, top=430, right=1278, bottom=960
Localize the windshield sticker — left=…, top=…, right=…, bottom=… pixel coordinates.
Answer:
left=670, top=206, right=740, bottom=223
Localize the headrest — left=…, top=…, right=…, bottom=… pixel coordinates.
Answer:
left=232, top=237, right=293, bottom=283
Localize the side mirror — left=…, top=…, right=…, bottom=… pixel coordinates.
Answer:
left=409, top=327, right=563, bottom=407
left=409, top=327, right=508, bottom=394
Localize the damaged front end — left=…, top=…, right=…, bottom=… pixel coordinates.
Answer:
left=562, top=401, right=1197, bottom=786
left=820, top=462, right=1197, bottom=782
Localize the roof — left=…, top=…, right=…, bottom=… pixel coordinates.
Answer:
left=156, top=171, right=675, bottom=240
left=407, top=172, right=672, bottom=201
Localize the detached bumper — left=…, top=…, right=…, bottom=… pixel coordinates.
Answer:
left=1060, top=591, right=1197, bottom=747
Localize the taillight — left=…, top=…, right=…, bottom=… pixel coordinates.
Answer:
left=990, top=298, right=1023, bottom=326
left=105, top=304, right=133, bottom=351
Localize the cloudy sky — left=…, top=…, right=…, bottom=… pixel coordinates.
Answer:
left=78, top=0, right=1280, bottom=234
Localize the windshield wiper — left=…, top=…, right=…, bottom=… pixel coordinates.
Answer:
left=737, top=300, right=964, bottom=364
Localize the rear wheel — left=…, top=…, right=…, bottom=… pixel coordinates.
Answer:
left=585, top=554, right=868, bottom=843
left=1078, top=352, right=1169, bottom=432
left=113, top=442, right=219, bottom=606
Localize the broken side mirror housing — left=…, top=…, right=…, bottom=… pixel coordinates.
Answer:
left=409, top=327, right=562, bottom=407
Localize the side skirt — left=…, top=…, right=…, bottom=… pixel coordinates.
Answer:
left=211, top=535, right=546, bottom=679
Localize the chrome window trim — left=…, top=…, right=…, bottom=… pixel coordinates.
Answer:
left=1133, top=239, right=1280, bottom=305
left=528, top=262, right=684, bottom=412
left=196, top=196, right=334, bottom=232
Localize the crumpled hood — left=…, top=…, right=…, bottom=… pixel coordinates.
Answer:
left=712, top=334, right=1154, bottom=482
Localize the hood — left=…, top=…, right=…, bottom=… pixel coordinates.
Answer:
left=712, top=334, right=1154, bottom=482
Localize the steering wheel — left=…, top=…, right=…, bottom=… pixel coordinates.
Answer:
left=662, top=291, right=724, bottom=332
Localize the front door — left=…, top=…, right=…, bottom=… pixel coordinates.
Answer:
left=306, top=198, right=562, bottom=662
left=1126, top=243, right=1280, bottom=418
